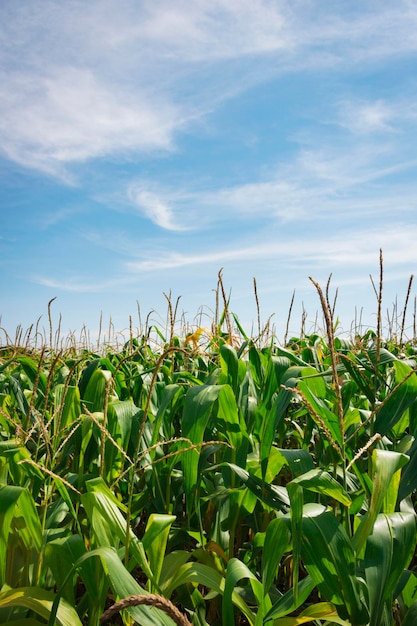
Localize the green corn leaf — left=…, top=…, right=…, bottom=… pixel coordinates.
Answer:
left=248, top=345, right=265, bottom=390
left=220, top=343, right=239, bottom=393
left=300, top=503, right=369, bottom=625
left=297, top=379, right=343, bottom=448
left=398, top=436, right=417, bottom=502
left=375, top=361, right=417, bottom=435
left=396, top=570, right=417, bottom=609
left=77, top=358, right=100, bottom=398
left=81, top=368, right=112, bottom=412
left=182, top=384, right=222, bottom=515
left=353, top=449, right=409, bottom=555
left=339, top=353, right=376, bottom=405
left=367, top=348, right=398, bottom=366
left=270, top=601, right=351, bottom=625
left=261, top=355, right=294, bottom=407
left=0, top=357, right=14, bottom=373
left=275, top=346, right=310, bottom=367
left=231, top=312, right=250, bottom=342
left=0, top=587, right=83, bottom=626
left=86, top=475, right=127, bottom=511
left=0, top=485, right=43, bottom=587
left=82, top=481, right=153, bottom=581
left=52, top=477, right=80, bottom=531
left=282, top=366, right=327, bottom=397
left=16, top=356, right=48, bottom=396
left=276, top=448, right=315, bottom=478
left=225, top=462, right=290, bottom=509
left=107, top=400, right=137, bottom=448
left=7, top=375, right=31, bottom=422
left=104, top=400, right=138, bottom=481
left=286, top=469, right=351, bottom=602
left=216, top=383, right=248, bottom=467
left=0, top=440, right=43, bottom=485
left=50, top=547, right=177, bottom=626
left=223, top=558, right=262, bottom=626
left=182, top=384, right=248, bottom=515
left=143, top=514, right=176, bottom=588
left=44, top=535, right=87, bottom=605
left=260, top=381, right=295, bottom=479
left=162, top=560, right=255, bottom=623
left=265, top=575, right=316, bottom=621
left=220, top=487, right=257, bottom=532
left=158, top=551, right=192, bottom=593
left=262, top=517, right=291, bottom=594
left=78, top=414, right=93, bottom=478
left=364, top=512, right=417, bottom=626
left=402, top=601, right=417, bottom=626
left=53, top=384, right=81, bottom=431
left=258, top=446, right=288, bottom=483
left=151, top=384, right=184, bottom=446
left=288, top=468, right=352, bottom=507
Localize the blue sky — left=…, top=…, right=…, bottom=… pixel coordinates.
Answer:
left=1, top=1, right=417, bottom=345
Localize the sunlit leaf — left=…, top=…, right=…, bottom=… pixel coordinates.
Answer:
left=300, top=504, right=368, bottom=625
left=143, top=514, right=176, bottom=588
left=375, top=361, right=417, bottom=435
left=270, top=601, right=351, bottom=625
left=353, top=449, right=409, bottom=554
left=364, top=512, right=416, bottom=626
left=262, top=517, right=291, bottom=594
left=0, top=587, right=83, bottom=626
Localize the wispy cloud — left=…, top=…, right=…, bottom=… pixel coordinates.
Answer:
left=125, top=136, right=417, bottom=232
left=341, top=100, right=394, bottom=134
left=33, top=273, right=134, bottom=293
left=0, top=1, right=290, bottom=176
left=1, top=1, right=417, bottom=177
left=39, top=204, right=91, bottom=229
left=125, top=223, right=417, bottom=273
left=136, top=0, right=290, bottom=61
left=336, top=97, right=417, bottom=136
left=125, top=179, right=307, bottom=230
left=128, top=184, right=192, bottom=231
left=0, top=67, right=178, bottom=177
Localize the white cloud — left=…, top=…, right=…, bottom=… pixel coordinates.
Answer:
left=125, top=178, right=310, bottom=231
left=33, top=273, right=134, bottom=293
left=0, top=1, right=291, bottom=176
left=123, top=224, right=417, bottom=274
left=125, top=133, right=417, bottom=231
left=128, top=185, right=192, bottom=231
left=135, top=0, right=290, bottom=61
left=350, top=101, right=394, bottom=133
left=2, top=1, right=417, bottom=176
left=335, top=98, right=417, bottom=136
left=0, top=66, right=178, bottom=176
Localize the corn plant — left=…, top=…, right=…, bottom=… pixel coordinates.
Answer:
left=0, top=276, right=417, bottom=625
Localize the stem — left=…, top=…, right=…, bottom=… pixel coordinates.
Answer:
left=400, top=274, right=414, bottom=345
left=125, top=346, right=187, bottom=565
left=309, top=277, right=346, bottom=492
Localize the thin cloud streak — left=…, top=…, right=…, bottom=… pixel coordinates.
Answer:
left=123, top=225, right=417, bottom=273
left=128, top=185, right=193, bottom=231
left=336, top=97, right=417, bottom=136
left=33, top=274, right=135, bottom=293
left=33, top=223, right=417, bottom=294
left=126, top=142, right=417, bottom=231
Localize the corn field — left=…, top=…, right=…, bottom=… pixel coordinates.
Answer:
left=1, top=271, right=417, bottom=625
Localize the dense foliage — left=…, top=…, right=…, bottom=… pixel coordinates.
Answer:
left=1, top=307, right=417, bottom=625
